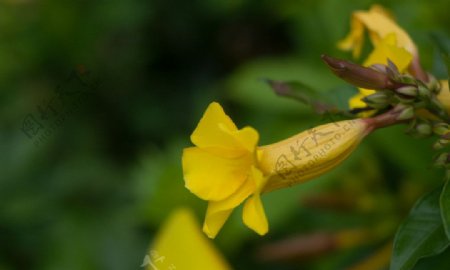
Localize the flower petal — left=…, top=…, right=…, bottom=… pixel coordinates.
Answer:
left=250, top=165, right=267, bottom=190
left=356, top=7, right=416, bottom=55
left=191, top=102, right=248, bottom=156
left=243, top=193, right=268, bottom=236
left=242, top=166, right=268, bottom=236
left=363, top=33, right=412, bottom=71
left=349, top=92, right=367, bottom=108
left=203, top=177, right=256, bottom=238
left=231, top=126, right=259, bottom=153
left=437, top=80, right=450, bottom=115
left=338, top=5, right=417, bottom=58
left=338, top=13, right=365, bottom=58
left=182, top=147, right=252, bottom=201
left=152, top=208, right=232, bottom=270
left=203, top=208, right=233, bottom=239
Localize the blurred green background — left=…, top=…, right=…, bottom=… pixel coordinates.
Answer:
left=1, top=0, right=449, bottom=269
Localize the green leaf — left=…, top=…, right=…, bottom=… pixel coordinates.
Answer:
left=441, top=180, right=450, bottom=240
left=265, top=79, right=318, bottom=105
left=391, top=187, right=450, bottom=270
left=430, top=32, right=450, bottom=56
left=413, top=244, right=450, bottom=270
left=442, top=53, right=450, bottom=86
left=264, top=79, right=357, bottom=121
left=226, top=57, right=342, bottom=113
left=430, top=32, right=450, bottom=80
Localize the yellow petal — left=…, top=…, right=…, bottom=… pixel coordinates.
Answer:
left=357, top=7, right=416, bottom=55
left=203, top=208, right=233, bottom=239
left=201, top=166, right=268, bottom=238
left=338, top=13, right=365, bottom=58
left=338, top=5, right=417, bottom=58
left=151, top=208, right=232, bottom=270
left=203, top=178, right=255, bottom=238
left=349, top=92, right=368, bottom=109
left=203, top=177, right=256, bottom=238
left=249, top=165, right=267, bottom=190
left=182, top=147, right=252, bottom=201
left=437, top=80, right=450, bottom=116
left=191, top=102, right=237, bottom=146
left=363, top=33, right=412, bottom=72
left=243, top=193, right=268, bottom=236
left=233, top=126, right=259, bottom=153
left=368, top=4, right=394, bottom=19
left=190, top=102, right=259, bottom=157
left=242, top=166, right=269, bottom=235
left=202, top=166, right=267, bottom=238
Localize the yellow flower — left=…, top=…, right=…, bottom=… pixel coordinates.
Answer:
left=338, top=5, right=416, bottom=114
left=148, top=208, right=231, bottom=270
left=182, top=102, right=370, bottom=238
left=182, top=102, right=267, bottom=238
left=338, top=5, right=417, bottom=59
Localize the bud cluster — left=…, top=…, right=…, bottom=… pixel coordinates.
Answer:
left=322, top=54, right=450, bottom=176
left=321, top=55, right=445, bottom=123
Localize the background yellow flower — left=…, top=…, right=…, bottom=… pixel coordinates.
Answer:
left=149, top=208, right=231, bottom=270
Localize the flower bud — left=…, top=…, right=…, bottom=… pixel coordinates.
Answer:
left=442, top=133, right=450, bottom=140
left=321, top=55, right=397, bottom=90
left=434, top=152, right=450, bottom=167
left=362, top=92, right=391, bottom=108
left=396, top=106, right=414, bottom=121
left=395, top=94, right=415, bottom=104
left=370, top=64, right=388, bottom=74
left=415, top=123, right=432, bottom=136
left=363, top=92, right=390, bottom=103
left=433, top=123, right=449, bottom=135
left=417, top=84, right=431, bottom=99
left=395, top=86, right=418, bottom=97
left=397, top=74, right=417, bottom=85
left=433, top=139, right=450, bottom=150
left=426, top=74, right=440, bottom=94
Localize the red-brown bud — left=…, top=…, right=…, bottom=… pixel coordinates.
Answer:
left=321, top=54, right=399, bottom=90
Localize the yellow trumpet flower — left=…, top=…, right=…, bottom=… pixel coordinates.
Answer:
left=338, top=4, right=416, bottom=59
left=338, top=5, right=416, bottom=114
left=182, top=102, right=371, bottom=238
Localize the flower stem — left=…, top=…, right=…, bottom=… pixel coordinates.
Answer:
left=364, top=108, right=405, bottom=132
